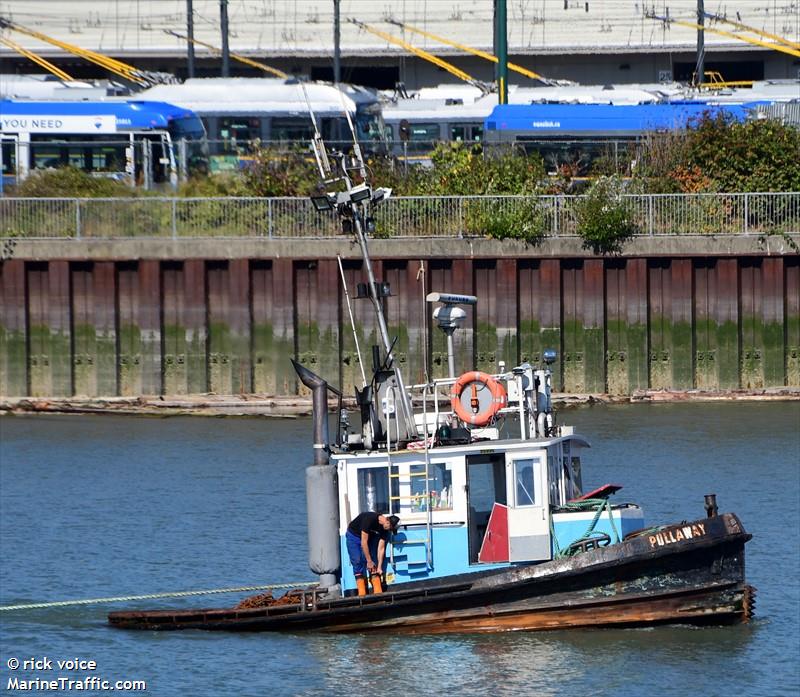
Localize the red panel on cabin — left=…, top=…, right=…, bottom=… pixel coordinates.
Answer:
left=478, top=503, right=509, bottom=563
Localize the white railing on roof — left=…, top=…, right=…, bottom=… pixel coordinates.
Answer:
left=0, top=192, right=797, bottom=239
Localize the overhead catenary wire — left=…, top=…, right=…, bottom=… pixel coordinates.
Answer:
left=645, top=12, right=800, bottom=58
left=163, top=28, right=288, bottom=78
left=386, top=19, right=558, bottom=86
left=348, top=18, right=491, bottom=94
left=0, top=16, right=176, bottom=85
left=0, top=581, right=318, bottom=612
left=0, top=36, right=74, bottom=81
left=703, top=11, right=800, bottom=51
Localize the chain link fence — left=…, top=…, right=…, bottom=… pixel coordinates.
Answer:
left=1, top=192, right=798, bottom=239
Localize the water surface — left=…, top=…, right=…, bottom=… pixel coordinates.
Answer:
left=1, top=403, right=798, bottom=696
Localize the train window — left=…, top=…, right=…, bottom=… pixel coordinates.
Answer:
left=450, top=124, right=483, bottom=143
left=450, top=126, right=467, bottom=142
left=219, top=117, right=260, bottom=144
left=409, top=123, right=440, bottom=141
left=271, top=118, right=314, bottom=143
left=1, top=140, right=16, bottom=175
left=30, top=136, right=128, bottom=173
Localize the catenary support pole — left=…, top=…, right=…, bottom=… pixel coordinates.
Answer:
left=496, top=0, right=508, bottom=104
left=186, top=0, right=195, bottom=78
left=220, top=0, right=230, bottom=77
left=696, top=0, right=705, bottom=85
left=333, top=0, right=341, bottom=84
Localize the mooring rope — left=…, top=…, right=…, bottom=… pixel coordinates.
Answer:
left=0, top=581, right=318, bottom=612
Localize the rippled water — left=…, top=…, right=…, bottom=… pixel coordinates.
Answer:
left=1, top=403, right=798, bottom=696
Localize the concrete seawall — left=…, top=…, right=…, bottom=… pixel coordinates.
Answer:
left=1, top=235, right=798, bottom=399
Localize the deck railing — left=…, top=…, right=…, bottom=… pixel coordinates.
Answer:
left=1, top=192, right=798, bottom=239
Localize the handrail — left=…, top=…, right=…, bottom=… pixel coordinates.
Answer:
left=1, top=193, right=798, bottom=239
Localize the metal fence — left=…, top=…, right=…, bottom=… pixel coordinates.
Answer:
left=1, top=192, right=798, bottom=239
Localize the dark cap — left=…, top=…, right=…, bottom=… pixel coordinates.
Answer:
left=387, top=515, right=400, bottom=532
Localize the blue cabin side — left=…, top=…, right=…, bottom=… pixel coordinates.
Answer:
left=334, top=436, right=644, bottom=594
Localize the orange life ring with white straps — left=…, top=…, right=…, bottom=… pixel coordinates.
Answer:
left=450, top=371, right=507, bottom=427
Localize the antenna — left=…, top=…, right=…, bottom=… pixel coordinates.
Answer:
left=303, top=81, right=416, bottom=444
left=336, top=87, right=367, bottom=182
left=298, top=80, right=333, bottom=181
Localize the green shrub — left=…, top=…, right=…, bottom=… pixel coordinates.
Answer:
left=8, top=166, right=137, bottom=198
left=637, top=114, right=800, bottom=193
left=465, top=197, right=546, bottom=244
left=575, top=176, right=638, bottom=254
left=240, top=146, right=322, bottom=197
left=177, top=173, right=248, bottom=197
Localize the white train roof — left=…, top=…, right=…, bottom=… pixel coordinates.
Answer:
left=136, top=78, right=378, bottom=115
left=0, top=74, right=103, bottom=99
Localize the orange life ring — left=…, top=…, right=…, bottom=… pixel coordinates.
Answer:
left=450, top=371, right=507, bottom=427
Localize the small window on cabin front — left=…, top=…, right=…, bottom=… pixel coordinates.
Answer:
left=571, top=456, right=583, bottom=495
left=356, top=466, right=399, bottom=515
left=548, top=455, right=560, bottom=505
left=409, top=462, right=453, bottom=512
left=514, top=459, right=536, bottom=507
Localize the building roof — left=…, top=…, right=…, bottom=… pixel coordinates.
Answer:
left=1, top=0, right=796, bottom=58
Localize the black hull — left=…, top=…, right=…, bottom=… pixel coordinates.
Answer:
left=108, top=513, right=754, bottom=634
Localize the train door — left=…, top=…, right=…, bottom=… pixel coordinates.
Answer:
left=135, top=132, right=177, bottom=188
left=0, top=134, right=19, bottom=192
left=466, top=453, right=506, bottom=563
left=505, top=451, right=550, bottom=561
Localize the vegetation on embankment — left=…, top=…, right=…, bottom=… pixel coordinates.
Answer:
left=5, top=115, right=798, bottom=252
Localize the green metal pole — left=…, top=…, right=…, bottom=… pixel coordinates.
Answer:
left=496, top=0, right=508, bottom=104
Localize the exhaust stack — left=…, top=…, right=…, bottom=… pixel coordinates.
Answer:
left=291, top=359, right=340, bottom=595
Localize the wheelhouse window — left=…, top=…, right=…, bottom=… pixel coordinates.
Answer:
left=513, top=458, right=536, bottom=507
left=409, top=461, right=453, bottom=512
left=357, top=466, right=398, bottom=514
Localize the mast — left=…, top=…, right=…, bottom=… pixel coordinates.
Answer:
left=304, top=84, right=417, bottom=443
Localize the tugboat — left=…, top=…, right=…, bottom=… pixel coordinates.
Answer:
left=109, top=90, right=755, bottom=634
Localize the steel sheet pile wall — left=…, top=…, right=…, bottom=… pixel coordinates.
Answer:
left=294, top=260, right=339, bottom=395
left=251, top=259, right=294, bottom=395
left=0, top=256, right=797, bottom=398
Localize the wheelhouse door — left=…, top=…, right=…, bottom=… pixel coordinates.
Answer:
left=466, top=453, right=506, bottom=564
left=506, top=452, right=551, bottom=562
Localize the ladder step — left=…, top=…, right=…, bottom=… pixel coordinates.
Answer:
left=389, top=472, right=429, bottom=479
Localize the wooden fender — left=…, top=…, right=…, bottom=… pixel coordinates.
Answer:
left=450, top=371, right=507, bottom=427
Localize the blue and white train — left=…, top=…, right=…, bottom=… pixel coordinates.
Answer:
left=0, top=98, right=206, bottom=189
